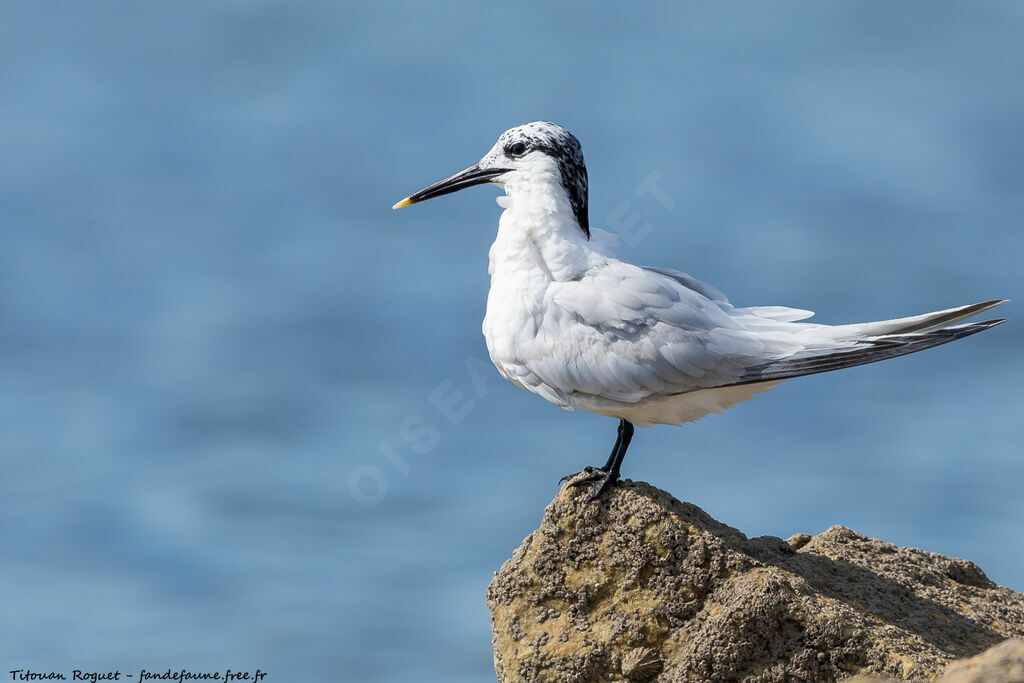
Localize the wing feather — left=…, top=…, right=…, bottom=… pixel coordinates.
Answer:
left=527, top=258, right=1005, bottom=411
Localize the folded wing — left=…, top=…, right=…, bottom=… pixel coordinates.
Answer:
left=544, top=261, right=1006, bottom=403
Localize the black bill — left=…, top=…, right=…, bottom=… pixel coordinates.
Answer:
left=393, top=164, right=510, bottom=209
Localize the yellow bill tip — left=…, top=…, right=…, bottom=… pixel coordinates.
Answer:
left=392, top=197, right=414, bottom=210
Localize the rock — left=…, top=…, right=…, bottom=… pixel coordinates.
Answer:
left=486, top=478, right=1024, bottom=682
left=848, top=638, right=1024, bottom=682
left=942, top=639, right=1024, bottom=682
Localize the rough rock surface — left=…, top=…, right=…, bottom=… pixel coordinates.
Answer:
left=486, top=478, right=1024, bottom=682
left=941, top=638, right=1024, bottom=682
left=849, top=638, right=1024, bottom=682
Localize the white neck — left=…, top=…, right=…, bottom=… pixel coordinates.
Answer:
left=489, top=178, right=592, bottom=283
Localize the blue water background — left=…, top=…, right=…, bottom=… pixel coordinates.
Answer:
left=1, top=3, right=1022, bottom=681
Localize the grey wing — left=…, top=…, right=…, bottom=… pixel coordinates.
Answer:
left=543, top=262, right=795, bottom=401
left=640, top=266, right=730, bottom=308
left=546, top=262, right=1007, bottom=403
left=645, top=265, right=817, bottom=323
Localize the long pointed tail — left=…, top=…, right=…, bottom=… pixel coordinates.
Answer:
left=735, top=300, right=1007, bottom=385
left=832, top=299, right=1007, bottom=337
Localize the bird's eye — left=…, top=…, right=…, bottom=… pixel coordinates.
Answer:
left=506, top=142, right=528, bottom=157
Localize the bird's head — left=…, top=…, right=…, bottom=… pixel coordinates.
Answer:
left=393, top=121, right=590, bottom=238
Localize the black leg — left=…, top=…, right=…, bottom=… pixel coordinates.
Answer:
left=607, top=420, right=633, bottom=480
left=565, top=419, right=635, bottom=500
left=599, top=423, right=625, bottom=471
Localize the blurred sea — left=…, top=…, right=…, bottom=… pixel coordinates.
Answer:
left=1, top=2, right=1021, bottom=681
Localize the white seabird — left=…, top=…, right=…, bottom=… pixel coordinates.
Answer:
left=393, top=121, right=1006, bottom=498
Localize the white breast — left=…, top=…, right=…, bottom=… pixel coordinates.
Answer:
left=480, top=195, right=787, bottom=427
left=482, top=206, right=584, bottom=409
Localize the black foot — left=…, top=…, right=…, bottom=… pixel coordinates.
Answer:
left=559, top=419, right=634, bottom=500
left=566, top=467, right=620, bottom=500
left=557, top=472, right=572, bottom=485
left=558, top=467, right=594, bottom=485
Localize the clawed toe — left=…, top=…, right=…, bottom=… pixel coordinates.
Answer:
left=558, top=466, right=595, bottom=485
left=565, top=468, right=618, bottom=500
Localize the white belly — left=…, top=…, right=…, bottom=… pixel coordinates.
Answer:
left=569, top=380, right=783, bottom=427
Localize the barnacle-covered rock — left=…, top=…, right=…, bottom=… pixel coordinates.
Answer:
left=486, top=477, right=1024, bottom=682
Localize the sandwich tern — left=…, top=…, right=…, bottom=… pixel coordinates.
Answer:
left=393, top=121, right=1006, bottom=499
